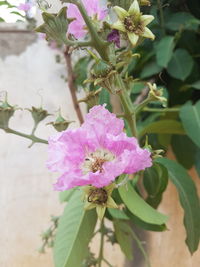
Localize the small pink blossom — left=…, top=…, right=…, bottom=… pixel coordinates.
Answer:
left=67, top=0, right=107, bottom=39
left=47, top=105, right=152, bottom=191
left=18, top=3, right=32, bottom=12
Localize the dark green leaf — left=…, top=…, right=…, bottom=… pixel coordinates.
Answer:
left=180, top=101, right=200, bottom=148
left=167, top=49, right=194, bottom=81
left=171, top=135, right=197, bottom=169
left=191, top=81, right=200, bottom=90
left=118, top=181, right=168, bottom=225
left=10, top=11, right=25, bottom=18
left=139, top=120, right=185, bottom=138
left=114, top=220, right=134, bottom=260
left=143, top=163, right=168, bottom=208
left=155, top=36, right=175, bottom=68
left=195, top=149, right=200, bottom=178
left=156, top=158, right=200, bottom=254
left=140, top=62, right=162, bottom=79
left=74, top=57, right=90, bottom=86
left=98, top=88, right=112, bottom=111
left=54, top=191, right=97, bottom=267
left=166, top=12, right=200, bottom=31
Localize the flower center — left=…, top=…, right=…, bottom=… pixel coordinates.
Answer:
left=87, top=188, right=108, bottom=205
left=124, top=16, right=144, bottom=34
left=82, top=149, right=115, bottom=174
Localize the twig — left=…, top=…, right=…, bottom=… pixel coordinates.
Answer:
left=64, top=46, right=84, bottom=125
left=3, top=127, right=48, bottom=145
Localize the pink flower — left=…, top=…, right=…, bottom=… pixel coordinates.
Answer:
left=18, top=3, right=32, bottom=12
left=67, top=0, right=107, bottom=39
left=47, top=105, right=152, bottom=191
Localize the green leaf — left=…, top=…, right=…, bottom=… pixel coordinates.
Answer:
left=126, top=211, right=167, bottom=232
left=140, top=62, right=162, bottom=79
left=195, top=149, right=200, bottom=178
left=108, top=208, right=129, bottom=220
left=0, top=17, right=5, bottom=22
left=167, top=49, right=194, bottom=81
left=74, top=57, right=90, bottom=86
left=118, top=181, right=168, bottom=225
left=35, top=7, right=68, bottom=45
left=98, top=88, right=112, bottom=112
left=190, top=80, right=200, bottom=90
left=114, top=220, right=134, bottom=260
left=171, top=135, right=197, bottom=169
left=156, top=158, right=200, bottom=254
left=180, top=101, right=200, bottom=148
left=155, top=36, right=175, bottom=68
left=114, top=220, right=151, bottom=267
left=139, top=120, right=185, bottom=138
left=54, top=191, right=97, bottom=267
left=166, top=12, right=200, bottom=31
left=59, top=188, right=77, bottom=203
left=143, top=163, right=168, bottom=208
left=10, top=11, right=25, bottom=18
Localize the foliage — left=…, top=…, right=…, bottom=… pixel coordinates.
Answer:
left=1, top=0, right=200, bottom=266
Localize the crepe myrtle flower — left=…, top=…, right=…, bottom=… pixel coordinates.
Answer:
left=47, top=105, right=152, bottom=191
left=112, top=0, right=155, bottom=46
left=67, top=0, right=107, bottom=39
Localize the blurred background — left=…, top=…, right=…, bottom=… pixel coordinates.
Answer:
left=0, top=0, right=200, bottom=267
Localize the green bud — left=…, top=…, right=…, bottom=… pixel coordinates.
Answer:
left=138, top=0, right=151, bottom=6
left=92, top=60, right=113, bottom=78
left=27, top=106, right=50, bottom=125
left=0, top=94, right=18, bottom=129
left=48, top=112, right=74, bottom=132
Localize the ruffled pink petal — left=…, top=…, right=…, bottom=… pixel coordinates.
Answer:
left=54, top=170, right=90, bottom=191
left=83, top=105, right=124, bottom=136
left=47, top=128, right=98, bottom=173
left=122, top=148, right=152, bottom=174
left=103, top=132, right=138, bottom=156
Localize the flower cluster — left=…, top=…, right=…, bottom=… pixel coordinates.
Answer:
left=47, top=105, right=152, bottom=191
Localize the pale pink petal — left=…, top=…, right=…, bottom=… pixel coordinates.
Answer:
left=83, top=105, right=124, bottom=136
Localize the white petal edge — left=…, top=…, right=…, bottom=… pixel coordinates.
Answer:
left=129, top=0, right=140, bottom=16
left=142, top=27, right=155, bottom=39
left=113, top=6, right=129, bottom=20
left=127, top=32, right=139, bottom=46
left=140, top=15, right=154, bottom=26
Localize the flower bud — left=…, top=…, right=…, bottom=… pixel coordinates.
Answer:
left=85, top=60, right=119, bottom=94
left=27, top=106, right=51, bottom=125
left=48, top=112, right=74, bottom=132
left=0, top=94, right=18, bottom=129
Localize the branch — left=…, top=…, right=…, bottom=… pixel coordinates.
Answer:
left=3, top=127, right=48, bottom=145
left=64, top=46, right=84, bottom=125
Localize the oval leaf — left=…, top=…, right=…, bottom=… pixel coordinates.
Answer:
left=139, top=120, right=185, bottom=138
left=167, top=49, right=194, bottom=81
left=118, top=182, right=168, bottom=225
left=155, top=36, right=175, bottom=68
left=156, top=158, right=200, bottom=254
left=180, top=101, right=200, bottom=148
left=54, top=191, right=97, bottom=267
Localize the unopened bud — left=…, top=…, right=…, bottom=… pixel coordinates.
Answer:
left=0, top=94, right=18, bottom=129
left=48, top=111, right=74, bottom=132
left=27, top=106, right=50, bottom=125
left=78, top=88, right=102, bottom=108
